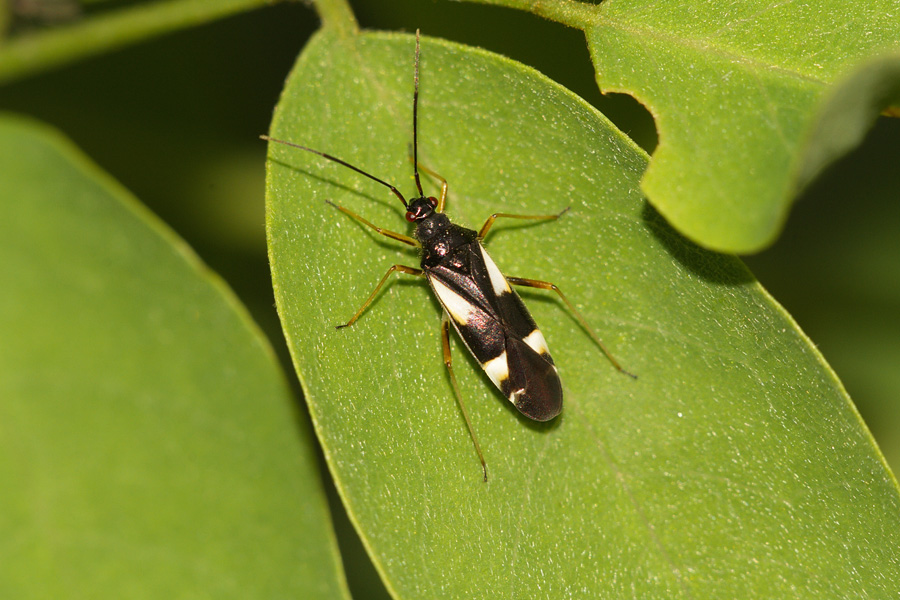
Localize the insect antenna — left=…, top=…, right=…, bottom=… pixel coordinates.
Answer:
left=412, top=29, right=425, bottom=198
left=259, top=134, right=409, bottom=209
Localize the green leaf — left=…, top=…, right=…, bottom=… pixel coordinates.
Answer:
left=468, top=0, right=900, bottom=252
left=265, top=31, right=900, bottom=597
left=0, top=114, right=349, bottom=599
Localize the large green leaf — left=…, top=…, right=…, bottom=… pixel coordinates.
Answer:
left=468, top=0, right=900, bottom=253
left=265, top=31, right=900, bottom=597
left=0, top=115, right=348, bottom=599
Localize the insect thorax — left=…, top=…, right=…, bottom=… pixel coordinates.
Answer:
left=416, top=213, right=478, bottom=270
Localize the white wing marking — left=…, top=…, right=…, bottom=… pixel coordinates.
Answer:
left=482, top=352, right=510, bottom=388
left=523, top=329, right=550, bottom=356
left=479, top=245, right=511, bottom=296
left=431, top=277, right=474, bottom=326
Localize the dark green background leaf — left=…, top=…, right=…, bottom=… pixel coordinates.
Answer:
left=265, top=31, right=900, bottom=597
left=0, top=115, right=349, bottom=599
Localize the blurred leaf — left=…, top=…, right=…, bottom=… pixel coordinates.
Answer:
left=468, top=0, right=900, bottom=252
left=797, top=53, right=900, bottom=192
left=0, top=1, right=8, bottom=38
left=0, top=114, right=349, bottom=599
left=0, top=0, right=272, bottom=83
left=265, top=30, right=900, bottom=598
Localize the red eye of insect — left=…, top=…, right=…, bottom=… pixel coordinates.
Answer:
left=405, top=211, right=416, bottom=222
left=428, top=197, right=438, bottom=207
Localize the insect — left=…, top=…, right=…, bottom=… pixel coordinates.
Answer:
left=262, top=31, right=634, bottom=481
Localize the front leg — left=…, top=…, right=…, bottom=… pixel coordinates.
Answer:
left=326, top=200, right=420, bottom=248
left=412, top=160, right=449, bottom=213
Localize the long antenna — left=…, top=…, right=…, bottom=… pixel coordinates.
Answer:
left=260, top=135, right=409, bottom=209
left=412, top=29, right=425, bottom=197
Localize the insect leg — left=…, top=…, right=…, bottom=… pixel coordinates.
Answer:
left=414, top=162, right=449, bottom=213
left=326, top=200, right=421, bottom=247
left=442, top=312, right=488, bottom=482
left=506, top=276, right=636, bottom=379
left=477, top=207, right=570, bottom=240
left=337, top=265, right=423, bottom=329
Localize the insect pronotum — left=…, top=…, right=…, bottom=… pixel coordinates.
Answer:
left=262, top=30, right=635, bottom=481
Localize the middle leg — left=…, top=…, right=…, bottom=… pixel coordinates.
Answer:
left=478, top=207, right=570, bottom=240
left=506, top=276, right=636, bottom=379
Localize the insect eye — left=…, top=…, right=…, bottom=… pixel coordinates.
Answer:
left=405, top=211, right=417, bottom=222
left=428, top=196, right=438, bottom=207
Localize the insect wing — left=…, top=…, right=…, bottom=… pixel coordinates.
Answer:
left=427, top=243, right=562, bottom=421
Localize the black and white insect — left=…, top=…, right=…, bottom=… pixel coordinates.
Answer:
left=263, top=31, right=633, bottom=481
